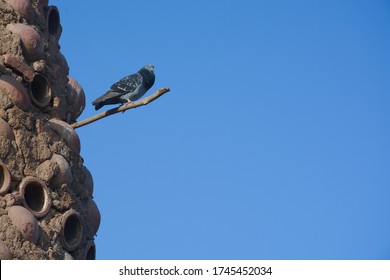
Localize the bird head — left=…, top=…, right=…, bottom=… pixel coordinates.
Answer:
left=143, top=64, right=155, bottom=72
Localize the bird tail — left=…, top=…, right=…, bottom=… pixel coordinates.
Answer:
left=92, top=101, right=103, bottom=111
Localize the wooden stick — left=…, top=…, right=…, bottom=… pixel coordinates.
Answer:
left=71, top=87, right=170, bottom=129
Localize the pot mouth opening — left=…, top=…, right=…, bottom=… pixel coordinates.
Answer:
left=30, top=74, right=52, bottom=108
left=48, top=7, right=60, bottom=36
left=62, top=210, right=83, bottom=251
left=20, top=177, right=51, bottom=218
left=85, top=241, right=96, bottom=260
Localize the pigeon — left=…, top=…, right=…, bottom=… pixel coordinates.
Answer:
left=92, top=64, right=155, bottom=110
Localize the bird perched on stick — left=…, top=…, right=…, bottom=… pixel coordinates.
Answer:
left=92, top=64, right=155, bottom=110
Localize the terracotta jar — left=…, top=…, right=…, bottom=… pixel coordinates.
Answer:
left=84, top=240, right=96, bottom=260
left=48, top=118, right=81, bottom=154
left=19, top=176, right=51, bottom=218
left=6, top=23, right=43, bottom=61
left=0, top=161, right=11, bottom=196
left=30, top=73, right=52, bottom=108
left=8, top=205, right=39, bottom=244
left=61, top=209, right=83, bottom=251
left=0, top=75, right=31, bottom=111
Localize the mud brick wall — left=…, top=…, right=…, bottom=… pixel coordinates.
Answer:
left=0, top=0, right=100, bottom=260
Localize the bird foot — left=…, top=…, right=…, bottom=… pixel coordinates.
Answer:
left=120, top=100, right=133, bottom=113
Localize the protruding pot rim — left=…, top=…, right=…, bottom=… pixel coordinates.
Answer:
left=19, top=176, right=51, bottom=218
left=48, top=118, right=81, bottom=154
left=84, top=240, right=96, bottom=260
left=0, top=161, right=12, bottom=196
left=30, top=73, right=52, bottom=108
left=47, top=6, right=61, bottom=39
left=61, top=209, right=83, bottom=251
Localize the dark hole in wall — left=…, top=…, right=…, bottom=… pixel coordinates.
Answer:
left=24, top=182, right=45, bottom=212
left=31, top=74, right=51, bottom=107
left=64, top=214, right=82, bottom=249
left=48, top=8, right=60, bottom=36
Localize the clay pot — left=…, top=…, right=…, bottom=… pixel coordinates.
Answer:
left=82, top=166, right=94, bottom=197
left=48, top=118, right=81, bottom=154
left=86, top=198, right=100, bottom=236
left=19, top=176, right=51, bottom=218
left=5, top=0, right=34, bottom=22
left=0, top=161, right=11, bottom=196
left=30, top=73, right=52, bottom=108
left=50, top=154, right=72, bottom=188
left=56, top=53, right=70, bottom=77
left=61, top=209, right=83, bottom=251
left=8, top=205, right=39, bottom=244
left=6, top=23, right=43, bottom=61
left=0, top=118, right=15, bottom=141
left=84, top=240, right=96, bottom=260
left=0, top=75, right=31, bottom=111
left=47, top=6, right=61, bottom=40
left=0, top=240, right=12, bottom=260
left=67, top=77, right=86, bottom=122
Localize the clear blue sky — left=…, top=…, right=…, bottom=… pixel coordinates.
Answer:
left=51, top=0, right=390, bottom=259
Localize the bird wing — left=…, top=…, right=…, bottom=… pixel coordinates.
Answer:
left=110, top=73, right=143, bottom=95
left=92, top=73, right=143, bottom=105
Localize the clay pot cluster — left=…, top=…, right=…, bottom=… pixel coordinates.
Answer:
left=2, top=0, right=85, bottom=123
left=0, top=0, right=99, bottom=260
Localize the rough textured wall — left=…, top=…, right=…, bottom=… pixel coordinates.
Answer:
left=0, top=0, right=100, bottom=260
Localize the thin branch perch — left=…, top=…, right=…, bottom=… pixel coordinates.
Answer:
left=71, top=87, right=170, bottom=129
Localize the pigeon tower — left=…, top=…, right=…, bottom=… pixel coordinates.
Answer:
left=0, top=0, right=100, bottom=259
